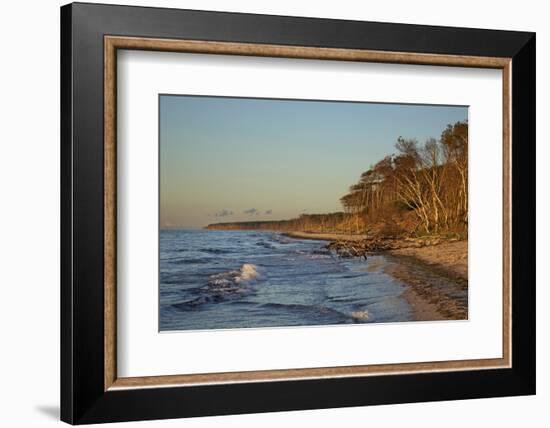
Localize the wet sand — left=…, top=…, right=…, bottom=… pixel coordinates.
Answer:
left=385, top=251, right=468, bottom=321
left=388, top=241, right=467, bottom=320
left=284, top=231, right=468, bottom=321
left=390, top=241, right=467, bottom=280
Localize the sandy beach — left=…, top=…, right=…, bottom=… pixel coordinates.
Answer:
left=390, top=241, right=467, bottom=280
left=284, top=231, right=468, bottom=321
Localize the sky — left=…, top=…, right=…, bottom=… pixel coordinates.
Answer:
left=160, top=95, right=467, bottom=229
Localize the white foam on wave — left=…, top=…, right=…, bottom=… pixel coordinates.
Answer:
left=235, top=263, right=260, bottom=282
left=208, top=263, right=261, bottom=290
left=351, top=310, right=370, bottom=320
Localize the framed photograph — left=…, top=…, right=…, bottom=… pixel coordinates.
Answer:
left=60, top=2, right=535, bottom=424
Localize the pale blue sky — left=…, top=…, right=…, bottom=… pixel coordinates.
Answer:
left=160, top=95, right=467, bottom=228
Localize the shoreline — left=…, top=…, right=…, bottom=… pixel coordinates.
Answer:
left=283, top=231, right=368, bottom=242
left=283, top=231, right=466, bottom=278
left=284, top=230, right=468, bottom=321
left=385, top=253, right=468, bottom=321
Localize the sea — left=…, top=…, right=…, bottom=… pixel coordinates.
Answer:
left=159, top=229, right=415, bottom=331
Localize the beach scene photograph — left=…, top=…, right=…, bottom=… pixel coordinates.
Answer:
left=160, top=94, right=468, bottom=332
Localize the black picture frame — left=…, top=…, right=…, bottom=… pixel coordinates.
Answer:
left=61, top=2, right=535, bottom=424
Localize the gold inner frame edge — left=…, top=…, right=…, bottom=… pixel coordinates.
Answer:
left=104, top=35, right=512, bottom=391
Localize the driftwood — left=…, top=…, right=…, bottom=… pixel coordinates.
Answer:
left=326, top=235, right=458, bottom=258
left=326, top=239, right=369, bottom=259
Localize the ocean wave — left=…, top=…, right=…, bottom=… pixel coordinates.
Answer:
left=200, top=248, right=232, bottom=254
left=270, top=234, right=291, bottom=244
left=261, top=302, right=371, bottom=323
left=255, top=241, right=275, bottom=249
left=172, top=264, right=262, bottom=311
left=260, top=302, right=348, bottom=321
left=209, top=263, right=261, bottom=287
left=172, top=295, right=223, bottom=310
left=307, top=249, right=332, bottom=259
left=236, top=263, right=261, bottom=282
left=171, top=257, right=210, bottom=265
left=311, top=248, right=330, bottom=254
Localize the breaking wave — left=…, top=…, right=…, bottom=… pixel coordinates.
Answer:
left=208, top=263, right=260, bottom=287
left=172, top=264, right=262, bottom=311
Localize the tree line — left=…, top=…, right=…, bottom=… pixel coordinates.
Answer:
left=207, top=120, right=468, bottom=236
left=206, top=212, right=349, bottom=232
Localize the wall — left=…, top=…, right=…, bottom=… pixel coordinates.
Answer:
left=0, top=0, right=546, bottom=426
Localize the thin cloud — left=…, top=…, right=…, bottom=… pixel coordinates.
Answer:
left=214, top=209, right=233, bottom=217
